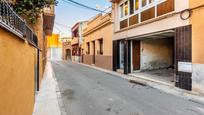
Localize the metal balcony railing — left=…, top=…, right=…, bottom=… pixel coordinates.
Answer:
left=0, top=0, right=38, bottom=47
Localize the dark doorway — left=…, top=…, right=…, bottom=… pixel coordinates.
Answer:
left=92, top=41, right=95, bottom=64
left=132, top=40, right=140, bottom=70
left=66, top=49, right=71, bottom=60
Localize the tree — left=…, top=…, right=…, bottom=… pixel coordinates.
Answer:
left=13, top=0, right=57, bottom=24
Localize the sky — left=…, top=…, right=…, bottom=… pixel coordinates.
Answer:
left=53, top=0, right=111, bottom=38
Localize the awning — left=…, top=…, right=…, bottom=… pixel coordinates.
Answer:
left=43, top=14, right=55, bottom=36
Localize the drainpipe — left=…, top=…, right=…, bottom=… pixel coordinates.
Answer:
left=37, top=49, right=40, bottom=91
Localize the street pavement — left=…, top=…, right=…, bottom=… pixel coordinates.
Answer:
left=51, top=61, right=204, bottom=115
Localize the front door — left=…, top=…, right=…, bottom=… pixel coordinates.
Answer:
left=66, top=49, right=71, bottom=60
left=132, top=41, right=140, bottom=70
left=92, top=41, right=95, bottom=64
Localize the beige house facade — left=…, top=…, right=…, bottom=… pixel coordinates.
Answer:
left=71, top=21, right=88, bottom=62
left=82, top=13, right=113, bottom=70
left=62, top=38, right=72, bottom=60
left=111, top=0, right=204, bottom=93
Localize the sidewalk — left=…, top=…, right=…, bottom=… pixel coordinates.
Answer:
left=32, top=61, right=65, bottom=115
left=76, top=62, right=204, bottom=106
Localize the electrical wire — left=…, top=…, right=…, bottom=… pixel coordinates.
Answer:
left=61, top=0, right=107, bottom=13
left=55, top=22, right=72, bottom=28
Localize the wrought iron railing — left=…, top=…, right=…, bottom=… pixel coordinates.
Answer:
left=0, top=0, right=38, bottom=47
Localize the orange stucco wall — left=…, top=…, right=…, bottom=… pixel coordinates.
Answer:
left=0, top=27, right=35, bottom=115
left=190, top=0, right=204, bottom=63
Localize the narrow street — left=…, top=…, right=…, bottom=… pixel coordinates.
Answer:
left=51, top=61, right=204, bottom=115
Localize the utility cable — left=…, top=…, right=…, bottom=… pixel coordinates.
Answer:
left=61, top=0, right=107, bottom=13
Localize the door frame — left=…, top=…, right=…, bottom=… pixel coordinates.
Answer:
left=92, top=41, right=95, bottom=64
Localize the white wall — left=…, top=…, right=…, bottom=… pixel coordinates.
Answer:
left=192, top=64, right=204, bottom=94
left=49, top=48, right=62, bottom=61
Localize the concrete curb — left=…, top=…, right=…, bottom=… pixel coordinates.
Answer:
left=74, top=62, right=204, bottom=106
left=50, top=62, right=67, bottom=115
left=33, top=61, right=62, bottom=115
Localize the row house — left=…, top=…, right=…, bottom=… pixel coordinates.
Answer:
left=62, top=37, right=72, bottom=60
left=71, top=21, right=87, bottom=62
left=111, top=0, right=204, bottom=93
left=82, top=13, right=113, bottom=70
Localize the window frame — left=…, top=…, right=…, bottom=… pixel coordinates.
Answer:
left=119, top=0, right=130, bottom=20
left=98, top=39, right=103, bottom=55
left=119, top=0, right=167, bottom=22
left=86, top=42, right=90, bottom=55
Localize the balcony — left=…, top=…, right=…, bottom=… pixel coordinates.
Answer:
left=43, top=5, right=55, bottom=16
left=0, top=0, right=38, bottom=47
left=71, top=37, right=79, bottom=46
left=43, top=5, right=55, bottom=36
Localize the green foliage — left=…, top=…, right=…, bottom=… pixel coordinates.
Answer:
left=13, top=0, right=57, bottom=24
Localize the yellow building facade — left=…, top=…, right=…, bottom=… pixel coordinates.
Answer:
left=47, top=34, right=62, bottom=48
left=190, top=0, right=204, bottom=93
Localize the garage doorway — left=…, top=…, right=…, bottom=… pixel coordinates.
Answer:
left=130, top=31, right=175, bottom=85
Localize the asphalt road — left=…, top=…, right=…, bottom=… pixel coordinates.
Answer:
left=51, top=61, right=204, bottom=115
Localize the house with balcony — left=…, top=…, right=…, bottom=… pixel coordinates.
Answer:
left=71, top=21, right=87, bottom=62
left=111, top=0, right=204, bottom=93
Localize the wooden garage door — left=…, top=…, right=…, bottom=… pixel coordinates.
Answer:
left=132, top=41, right=140, bottom=70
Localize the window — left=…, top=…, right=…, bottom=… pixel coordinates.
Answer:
left=142, top=0, right=154, bottom=7
left=87, top=42, right=90, bottom=54
left=119, top=0, right=161, bottom=29
left=120, top=1, right=129, bottom=18
left=120, top=4, right=124, bottom=18
left=135, top=0, right=139, bottom=10
left=124, top=1, right=128, bottom=16
left=98, top=39, right=103, bottom=55
left=129, top=0, right=134, bottom=15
